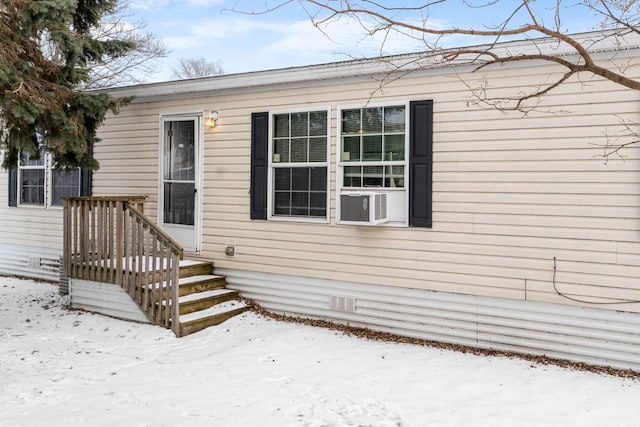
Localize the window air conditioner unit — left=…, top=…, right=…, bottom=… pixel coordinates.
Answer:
left=340, top=192, right=389, bottom=225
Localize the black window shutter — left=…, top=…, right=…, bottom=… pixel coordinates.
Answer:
left=79, top=145, right=93, bottom=197
left=80, top=168, right=92, bottom=197
left=409, top=100, right=433, bottom=228
left=8, top=168, right=17, bottom=207
left=250, top=112, right=269, bottom=219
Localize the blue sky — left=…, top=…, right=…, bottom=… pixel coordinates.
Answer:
left=127, top=0, right=603, bottom=82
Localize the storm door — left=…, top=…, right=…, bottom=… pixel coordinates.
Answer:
left=160, top=117, right=201, bottom=253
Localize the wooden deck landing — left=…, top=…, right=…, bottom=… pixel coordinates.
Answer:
left=64, top=197, right=246, bottom=336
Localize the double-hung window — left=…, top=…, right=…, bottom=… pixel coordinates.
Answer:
left=12, top=146, right=81, bottom=207
left=269, top=109, right=329, bottom=220
left=338, top=104, right=409, bottom=224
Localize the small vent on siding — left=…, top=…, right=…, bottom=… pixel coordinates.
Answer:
left=28, top=256, right=41, bottom=269
left=59, top=256, right=69, bottom=296
left=40, top=257, right=60, bottom=274
left=329, top=295, right=355, bottom=313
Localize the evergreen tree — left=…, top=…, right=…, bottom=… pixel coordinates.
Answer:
left=0, top=0, right=135, bottom=170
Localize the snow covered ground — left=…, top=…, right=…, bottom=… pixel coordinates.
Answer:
left=1, top=277, right=639, bottom=427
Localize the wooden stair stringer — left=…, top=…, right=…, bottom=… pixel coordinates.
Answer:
left=178, top=302, right=249, bottom=336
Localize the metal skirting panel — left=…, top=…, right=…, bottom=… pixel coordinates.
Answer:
left=69, top=279, right=150, bottom=324
left=217, top=268, right=640, bottom=371
left=0, top=243, right=61, bottom=282
left=58, top=256, right=69, bottom=295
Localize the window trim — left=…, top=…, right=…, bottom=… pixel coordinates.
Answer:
left=336, top=101, right=410, bottom=226
left=17, top=149, right=46, bottom=207
left=266, top=106, right=331, bottom=223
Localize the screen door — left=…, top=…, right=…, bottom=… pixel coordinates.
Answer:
left=160, top=117, right=200, bottom=252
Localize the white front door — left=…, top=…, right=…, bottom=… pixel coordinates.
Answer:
left=159, top=116, right=201, bottom=253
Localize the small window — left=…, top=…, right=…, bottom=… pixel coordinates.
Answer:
left=270, top=110, right=329, bottom=220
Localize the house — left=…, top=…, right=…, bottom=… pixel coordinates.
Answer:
left=2, top=31, right=639, bottom=369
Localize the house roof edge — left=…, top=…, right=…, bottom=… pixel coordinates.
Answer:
left=100, top=29, right=640, bottom=100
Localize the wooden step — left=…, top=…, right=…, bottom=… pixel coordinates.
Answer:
left=178, top=300, right=249, bottom=336
left=178, top=289, right=240, bottom=315
left=146, top=274, right=226, bottom=300
left=178, top=274, right=226, bottom=296
left=179, top=259, right=213, bottom=278
left=150, top=258, right=247, bottom=336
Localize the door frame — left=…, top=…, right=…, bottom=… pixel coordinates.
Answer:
left=158, top=112, right=204, bottom=254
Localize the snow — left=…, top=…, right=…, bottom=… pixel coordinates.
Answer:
left=179, top=300, right=247, bottom=323
left=178, top=289, right=235, bottom=304
left=1, top=277, right=639, bottom=427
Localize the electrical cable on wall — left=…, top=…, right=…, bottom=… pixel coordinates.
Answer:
left=552, top=256, right=640, bottom=305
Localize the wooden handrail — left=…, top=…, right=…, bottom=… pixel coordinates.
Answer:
left=64, top=196, right=148, bottom=203
left=126, top=204, right=184, bottom=259
left=63, top=196, right=184, bottom=335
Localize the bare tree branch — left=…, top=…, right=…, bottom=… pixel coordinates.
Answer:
left=593, top=116, right=640, bottom=161
left=236, top=1, right=640, bottom=88
left=232, top=0, right=640, bottom=158
left=83, top=0, right=170, bottom=88
left=171, top=57, right=225, bottom=79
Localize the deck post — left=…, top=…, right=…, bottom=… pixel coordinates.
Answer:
left=63, top=199, right=70, bottom=278
left=171, top=253, right=180, bottom=336
left=115, top=200, right=124, bottom=287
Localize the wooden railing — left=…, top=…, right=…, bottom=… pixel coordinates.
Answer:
left=63, top=197, right=184, bottom=335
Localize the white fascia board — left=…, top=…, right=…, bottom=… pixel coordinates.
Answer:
left=100, top=29, right=640, bottom=102
left=102, top=59, right=407, bottom=100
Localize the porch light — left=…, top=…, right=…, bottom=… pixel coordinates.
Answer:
left=205, top=110, right=219, bottom=128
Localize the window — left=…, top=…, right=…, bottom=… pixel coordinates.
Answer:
left=18, top=147, right=46, bottom=205
left=51, top=169, right=81, bottom=206
left=338, top=104, right=409, bottom=225
left=9, top=147, right=83, bottom=208
left=269, top=110, right=329, bottom=220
